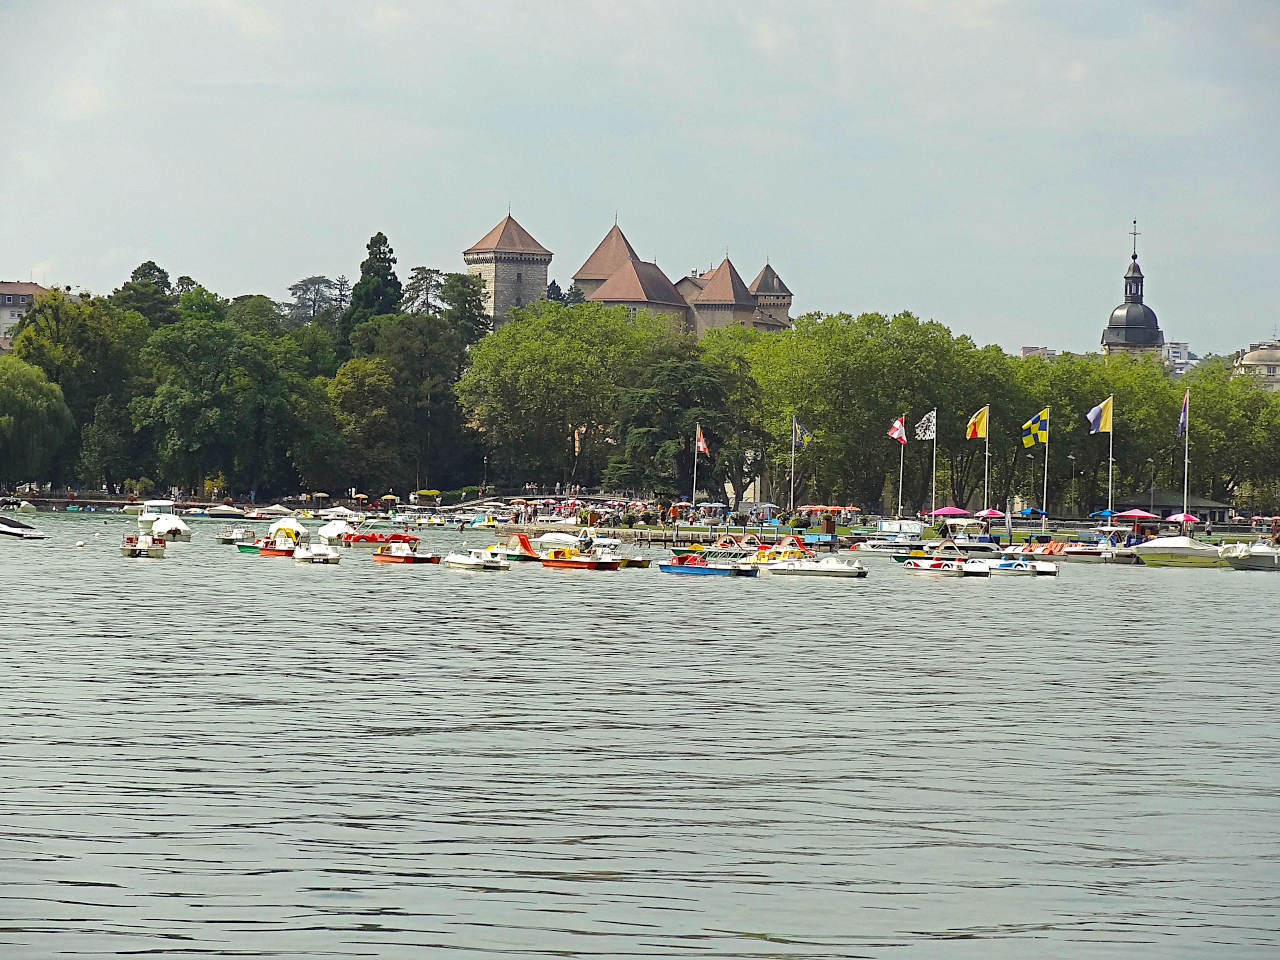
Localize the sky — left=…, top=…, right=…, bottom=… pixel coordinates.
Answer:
left=3, top=0, right=1278, bottom=355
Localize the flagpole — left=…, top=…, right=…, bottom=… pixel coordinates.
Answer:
left=1042, top=407, right=1050, bottom=532
left=789, top=416, right=797, bottom=512
left=691, top=422, right=699, bottom=511
left=1183, top=392, right=1190, bottom=515
left=930, top=407, right=937, bottom=516
left=983, top=418, right=990, bottom=513
left=897, top=414, right=905, bottom=517
left=1107, top=394, right=1115, bottom=514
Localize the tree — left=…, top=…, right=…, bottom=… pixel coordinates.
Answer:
left=333, top=275, right=351, bottom=310
left=565, top=281, right=585, bottom=305
left=401, top=267, right=444, bottom=314
left=339, top=232, right=402, bottom=347
left=131, top=261, right=172, bottom=293
left=546, top=279, right=564, bottom=302
left=77, top=397, right=133, bottom=488
left=327, top=357, right=402, bottom=491
left=287, top=276, right=336, bottom=322
left=177, top=285, right=228, bottom=325
left=227, top=294, right=286, bottom=337
left=439, top=272, right=490, bottom=345
left=173, top=275, right=198, bottom=296
left=0, top=355, right=74, bottom=481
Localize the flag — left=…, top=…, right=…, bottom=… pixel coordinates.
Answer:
left=695, top=423, right=709, bottom=455
left=792, top=417, right=814, bottom=449
left=888, top=416, right=907, bottom=445
left=1086, top=396, right=1113, bottom=434
left=1176, top=388, right=1189, bottom=438
left=915, top=409, right=936, bottom=441
left=965, top=405, right=989, bottom=440
left=1021, top=407, right=1049, bottom=447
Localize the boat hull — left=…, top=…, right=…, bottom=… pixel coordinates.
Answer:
left=235, top=543, right=260, bottom=554
left=657, top=562, right=757, bottom=576
left=540, top=557, right=620, bottom=571
left=372, top=553, right=439, bottom=564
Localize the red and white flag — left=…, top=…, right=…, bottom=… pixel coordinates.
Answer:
left=695, top=423, right=709, bottom=455
left=888, top=416, right=907, bottom=445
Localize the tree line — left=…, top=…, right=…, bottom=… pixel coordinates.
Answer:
left=4, top=230, right=1279, bottom=514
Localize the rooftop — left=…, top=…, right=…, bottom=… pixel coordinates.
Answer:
left=589, top=260, right=686, bottom=308
left=464, top=215, right=551, bottom=256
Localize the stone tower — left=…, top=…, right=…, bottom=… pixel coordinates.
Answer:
left=463, top=215, right=552, bottom=324
left=748, top=263, right=793, bottom=327
left=1101, top=222, right=1164, bottom=356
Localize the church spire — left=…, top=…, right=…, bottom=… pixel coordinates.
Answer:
left=1124, top=219, right=1144, bottom=304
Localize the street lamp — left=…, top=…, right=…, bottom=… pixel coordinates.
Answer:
left=1146, top=457, right=1155, bottom=512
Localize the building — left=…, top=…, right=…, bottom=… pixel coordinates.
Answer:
left=1233, top=341, right=1280, bottom=391
left=1100, top=228, right=1164, bottom=357
left=1019, top=346, right=1058, bottom=359
left=573, top=223, right=793, bottom=337
left=0, top=281, right=47, bottom=350
left=462, top=215, right=552, bottom=324
left=1163, top=341, right=1197, bottom=377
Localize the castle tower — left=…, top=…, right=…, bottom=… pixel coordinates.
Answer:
left=689, top=258, right=757, bottom=336
left=748, top=263, right=793, bottom=328
left=1101, top=221, right=1164, bottom=356
left=573, top=223, right=639, bottom=300
left=463, top=215, right=552, bottom=324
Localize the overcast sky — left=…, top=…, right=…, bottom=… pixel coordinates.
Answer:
left=4, top=0, right=1277, bottom=354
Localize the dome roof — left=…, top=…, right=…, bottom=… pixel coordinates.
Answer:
left=1101, top=302, right=1163, bottom=348
left=1241, top=346, right=1280, bottom=365
left=1108, top=301, right=1159, bottom=329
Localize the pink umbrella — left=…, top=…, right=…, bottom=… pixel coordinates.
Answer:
left=930, top=506, right=970, bottom=516
left=1114, top=509, right=1159, bottom=520
left=975, top=508, right=1005, bottom=517
left=1165, top=512, right=1199, bottom=523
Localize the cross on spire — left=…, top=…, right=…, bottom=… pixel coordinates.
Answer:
left=1130, top=219, right=1141, bottom=258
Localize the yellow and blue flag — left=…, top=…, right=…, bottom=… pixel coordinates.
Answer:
left=793, top=417, right=814, bottom=449
left=1021, top=407, right=1049, bottom=447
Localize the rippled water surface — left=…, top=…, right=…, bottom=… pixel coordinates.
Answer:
left=1, top=514, right=1277, bottom=958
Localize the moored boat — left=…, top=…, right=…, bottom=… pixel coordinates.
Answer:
left=444, top=548, right=511, bottom=571
left=763, top=556, right=867, bottom=578
left=618, top=556, right=652, bottom=569
left=657, top=553, right=758, bottom=576
left=120, top=533, right=166, bottom=558
left=0, top=515, right=49, bottom=540
left=340, top=519, right=420, bottom=549
left=539, top=546, right=621, bottom=571
left=293, top=543, right=342, bottom=564
left=1219, top=540, right=1280, bottom=570
left=1133, top=535, right=1228, bottom=568
left=372, top=542, right=440, bottom=564
left=987, top=557, right=1058, bottom=576
left=216, top=526, right=258, bottom=545
left=149, top=514, right=193, bottom=542
left=491, top=532, right=541, bottom=562
left=257, top=535, right=297, bottom=558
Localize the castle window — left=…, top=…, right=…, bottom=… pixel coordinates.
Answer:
left=516, top=272, right=522, bottom=284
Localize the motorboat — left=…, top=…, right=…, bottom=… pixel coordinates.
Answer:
left=1219, top=540, right=1280, bottom=571
left=340, top=519, right=419, bottom=549
left=206, top=504, right=246, bottom=519
left=236, top=537, right=265, bottom=555
left=855, top=537, right=927, bottom=556
left=921, top=535, right=1001, bottom=558
left=372, top=542, right=440, bottom=564
left=215, top=526, right=258, bottom=545
left=987, top=557, right=1058, bottom=576
left=763, top=556, right=867, bottom=578
left=257, top=535, right=298, bottom=558
left=294, top=543, right=342, bottom=564
left=1133, top=535, right=1228, bottom=568
left=149, top=514, right=193, bottom=542
left=120, top=533, right=166, bottom=558
left=444, top=548, right=511, bottom=571
left=0, top=514, right=49, bottom=540
left=657, top=553, right=758, bottom=576
left=540, top=546, right=621, bottom=571
left=16, top=500, right=38, bottom=513
left=137, top=499, right=177, bottom=527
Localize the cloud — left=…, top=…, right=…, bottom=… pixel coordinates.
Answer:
left=57, top=79, right=108, bottom=119
left=200, top=0, right=280, bottom=38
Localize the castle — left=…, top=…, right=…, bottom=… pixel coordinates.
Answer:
left=463, top=215, right=792, bottom=335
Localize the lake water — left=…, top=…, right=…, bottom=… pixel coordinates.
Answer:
left=1, top=514, right=1276, bottom=958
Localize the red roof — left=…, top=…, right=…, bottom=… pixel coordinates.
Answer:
left=589, top=260, right=686, bottom=307
left=0, top=281, right=48, bottom=296
left=464, top=215, right=551, bottom=255
left=573, top=224, right=638, bottom=281
left=748, top=263, right=791, bottom=297
left=694, top=259, right=755, bottom=306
